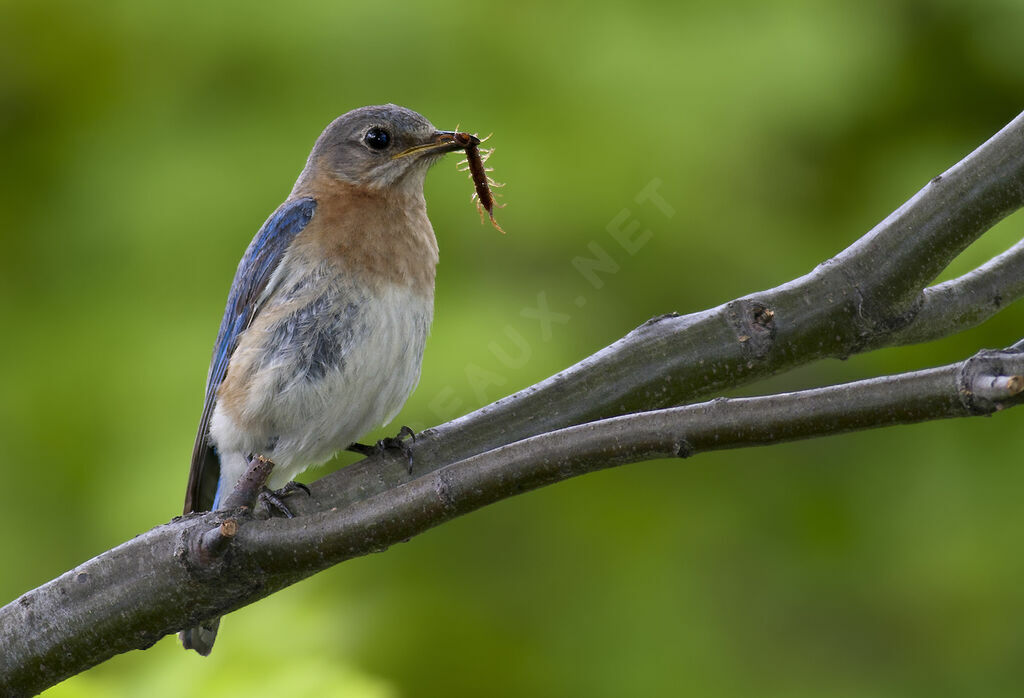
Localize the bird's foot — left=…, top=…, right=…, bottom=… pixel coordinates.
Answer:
left=257, top=480, right=311, bottom=519
left=348, top=425, right=416, bottom=472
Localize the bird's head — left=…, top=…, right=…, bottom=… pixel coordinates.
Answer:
left=302, top=104, right=478, bottom=195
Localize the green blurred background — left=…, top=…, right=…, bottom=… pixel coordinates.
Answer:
left=3, top=0, right=1024, bottom=695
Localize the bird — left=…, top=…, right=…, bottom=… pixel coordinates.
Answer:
left=179, top=104, right=475, bottom=655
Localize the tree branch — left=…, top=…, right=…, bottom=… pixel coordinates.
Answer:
left=250, top=347, right=1024, bottom=571
left=877, top=236, right=1024, bottom=348
left=3, top=110, right=1024, bottom=696
left=3, top=345, right=1024, bottom=696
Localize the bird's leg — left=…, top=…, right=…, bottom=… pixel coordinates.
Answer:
left=257, top=481, right=310, bottom=519
left=347, top=425, right=416, bottom=471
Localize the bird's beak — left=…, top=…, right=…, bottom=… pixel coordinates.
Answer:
left=392, top=130, right=481, bottom=159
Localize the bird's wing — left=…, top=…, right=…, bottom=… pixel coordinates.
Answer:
left=184, top=196, right=318, bottom=513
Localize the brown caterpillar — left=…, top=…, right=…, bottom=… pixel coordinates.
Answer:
left=454, top=132, right=505, bottom=234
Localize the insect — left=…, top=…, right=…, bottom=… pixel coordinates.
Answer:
left=454, top=131, right=505, bottom=234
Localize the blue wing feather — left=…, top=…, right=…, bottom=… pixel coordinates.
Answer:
left=184, top=196, right=317, bottom=513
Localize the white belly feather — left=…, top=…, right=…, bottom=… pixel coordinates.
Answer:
left=210, top=277, right=432, bottom=492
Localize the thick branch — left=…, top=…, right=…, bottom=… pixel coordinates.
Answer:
left=3, top=346, right=1023, bottom=696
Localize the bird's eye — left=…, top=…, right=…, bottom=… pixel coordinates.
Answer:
left=363, top=127, right=391, bottom=151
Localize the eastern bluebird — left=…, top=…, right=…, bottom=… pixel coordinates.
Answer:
left=180, top=104, right=475, bottom=654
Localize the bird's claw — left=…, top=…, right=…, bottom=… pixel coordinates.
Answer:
left=348, top=425, right=416, bottom=472
left=257, top=480, right=311, bottom=519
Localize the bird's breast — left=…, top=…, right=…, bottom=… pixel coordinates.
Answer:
left=293, top=177, right=440, bottom=297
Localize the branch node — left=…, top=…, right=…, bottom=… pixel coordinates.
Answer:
left=958, top=348, right=1024, bottom=412
left=198, top=519, right=238, bottom=562
left=726, top=299, right=776, bottom=361
left=675, top=438, right=695, bottom=458
left=180, top=515, right=246, bottom=580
